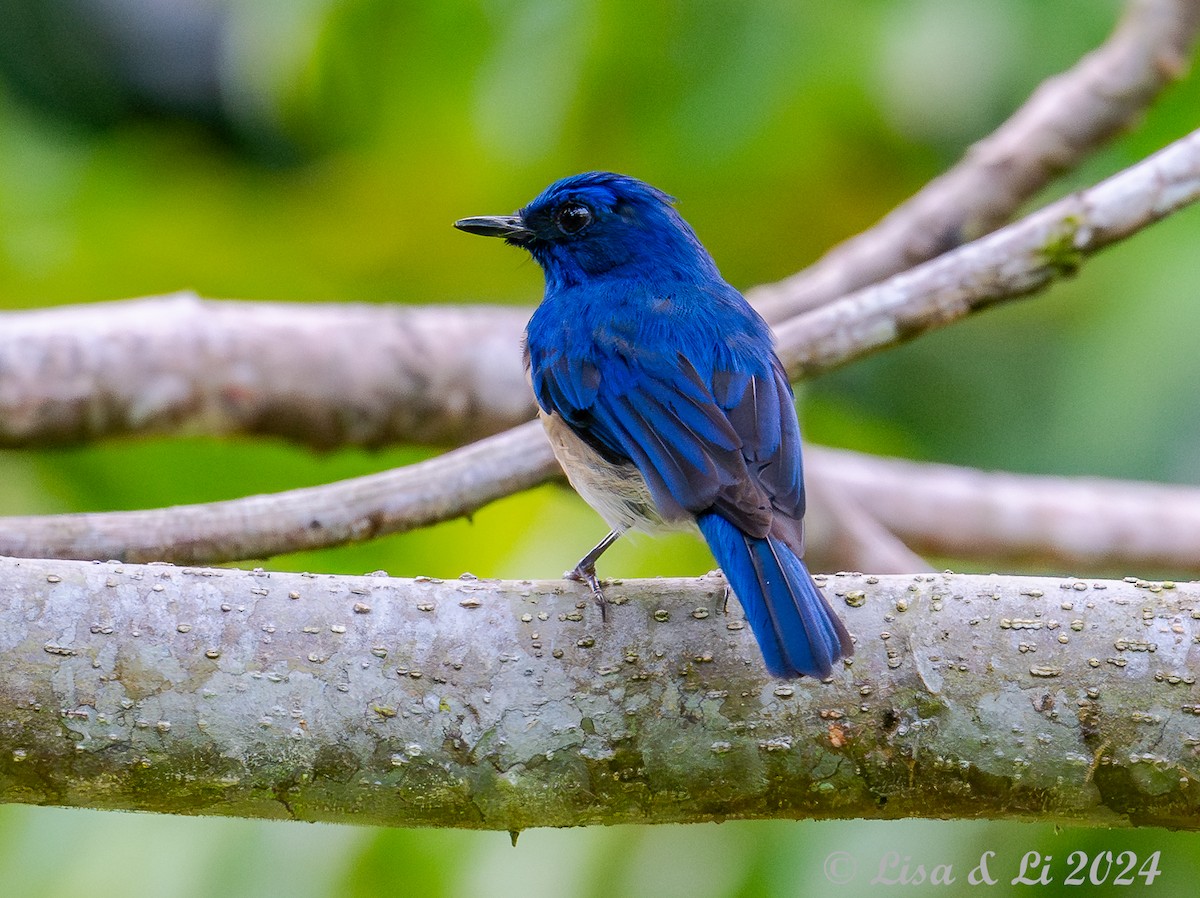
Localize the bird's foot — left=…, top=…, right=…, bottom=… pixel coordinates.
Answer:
left=565, top=562, right=608, bottom=621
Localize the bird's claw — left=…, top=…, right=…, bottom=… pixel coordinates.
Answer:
left=565, top=563, right=608, bottom=621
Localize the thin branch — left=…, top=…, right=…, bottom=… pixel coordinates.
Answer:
left=774, top=126, right=1200, bottom=378
left=0, top=421, right=556, bottom=564
left=751, top=0, right=1200, bottom=322
left=803, top=476, right=934, bottom=574
left=3, top=558, right=1198, bottom=829
left=813, top=447, right=1200, bottom=572
left=16, top=425, right=1200, bottom=577
left=4, top=128, right=1199, bottom=565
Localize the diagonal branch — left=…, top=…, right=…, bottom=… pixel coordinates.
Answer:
left=751, top=0, right=1200, bottom=322
left=0, top=421, right=557, bottom=564
left=3, top=128, right=1199, bottom=565
left=803, top=474, right=934, bottom=574
left=773, top=126, right=1200, bottom=377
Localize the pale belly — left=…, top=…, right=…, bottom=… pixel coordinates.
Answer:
left=541, top=411, right=694, bottom=535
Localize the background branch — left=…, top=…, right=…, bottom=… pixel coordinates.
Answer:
left=10, top=435, right=1200, bottom=576
left=3, top=129, right=1198, bottom=566
left=0, top=295, right=533, bottom=449
left=0, top=421, right=557, bottom=564
left=774, top=126, right=1200, bottom=378
left=2, top=0, right=1196, bottom=454
left=3, top=557, right=1197, bottom=830
left=802, top=475, right=935, bottom=574
left=751, top=0, right=1200, bottom=321
left=813, top=447, right=1200, bottom=573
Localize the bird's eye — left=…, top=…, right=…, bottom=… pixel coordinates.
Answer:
left=555, top=202, right=593, bottom=235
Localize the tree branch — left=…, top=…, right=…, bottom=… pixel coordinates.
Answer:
left=774, top=126, right=1200, bottom=378
left=2, top=557, right=1197, bottom=829
left=751, top=0, right=1200, bottom=322
left=0, top=421, right=557, bottom=564
left=3, top=128, right=1199, bottom=566
left=0, top=295, right=533, bottom=449
left=803, top=475, right=935, bottom=574
left=812, top=447, right=1200, bottom=573
left=3, top=2, right=1196, bottom=453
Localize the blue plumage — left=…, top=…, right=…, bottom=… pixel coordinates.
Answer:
left=455, top=172, right=852, bottom=678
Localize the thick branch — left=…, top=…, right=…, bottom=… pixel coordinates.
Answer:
left=4, top=129, right=1199, bottom=565
left=751, top=0, right=1200, bottom=321
left=0, top=294, right=533, bottom=449
left=2, top=557, right=1197, bottom=829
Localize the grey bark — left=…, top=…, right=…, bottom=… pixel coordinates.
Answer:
left=0, top=421, right=557, bottom=564
left=0, top=294, right=533, bottom=449
left=2, top=557, right=1197, bottom=830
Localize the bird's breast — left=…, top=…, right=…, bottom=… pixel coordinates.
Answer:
left=541, top=411, right=689, bottom=535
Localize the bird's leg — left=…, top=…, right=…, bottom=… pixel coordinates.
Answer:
left=565, top=530, right=622, bottom=620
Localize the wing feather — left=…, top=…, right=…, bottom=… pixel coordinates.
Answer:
left=530, top=299, right=806, bottom=541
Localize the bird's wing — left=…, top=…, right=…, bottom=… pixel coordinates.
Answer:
left=710, top=354, right=808, bottom=554
left=531, top=337, right=805, bottom=545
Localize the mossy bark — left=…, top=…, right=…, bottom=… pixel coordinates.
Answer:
left=1, top=557, right=1197, bottom=830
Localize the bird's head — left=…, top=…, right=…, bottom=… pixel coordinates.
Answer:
left=455, top=171, right=719, bottom=289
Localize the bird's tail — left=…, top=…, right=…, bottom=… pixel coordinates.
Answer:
left=698, top=513, right=853, bottom=679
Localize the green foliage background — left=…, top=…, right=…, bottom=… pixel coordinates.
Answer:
left=2, top=0, right=1200, bottom=894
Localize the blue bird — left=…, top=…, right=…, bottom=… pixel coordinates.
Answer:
left=455, top=172, right=852, bottom=678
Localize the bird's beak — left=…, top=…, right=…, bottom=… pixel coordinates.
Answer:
left=453, top=215, right=534, bottom=243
